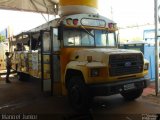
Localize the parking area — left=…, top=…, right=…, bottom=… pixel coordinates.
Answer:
left=0, top=0, right=159, bottom=120
left=0, top=73, right=159, bottom=120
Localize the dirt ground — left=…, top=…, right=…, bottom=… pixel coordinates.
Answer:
left=0, top=72, right=160, bottom=120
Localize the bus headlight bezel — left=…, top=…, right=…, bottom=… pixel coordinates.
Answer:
left=90, top=68, right=100, bottom=77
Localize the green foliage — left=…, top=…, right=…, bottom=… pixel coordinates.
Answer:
left=0, top=35, right=5, bottom=42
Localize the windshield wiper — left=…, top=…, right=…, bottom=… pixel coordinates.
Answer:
left=80, top=25, right=94, bottom=38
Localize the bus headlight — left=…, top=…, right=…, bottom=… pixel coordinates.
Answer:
left=90, top=68, right=100, bottom=77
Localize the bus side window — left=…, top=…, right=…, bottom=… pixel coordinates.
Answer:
left=53, top=28, right=60, bottom=82
left=53, top=28, right=60, bottom=51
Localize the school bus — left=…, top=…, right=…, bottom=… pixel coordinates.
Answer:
left=10, top=13, right=150, bottom=111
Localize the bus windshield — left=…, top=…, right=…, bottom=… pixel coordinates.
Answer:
left=63, top=28, right=116, bottom=47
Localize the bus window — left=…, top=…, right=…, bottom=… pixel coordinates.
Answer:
left=43, top=32, right=50, bottom=52
left=107, top=32, right=116, bottom=47
left=53, top=28, right=60, bottom=51
left=95, top=30, right=107, bottom=46
left=63, top=28, right=116, bottom=47
left=63, top=29, right=94, bottom=46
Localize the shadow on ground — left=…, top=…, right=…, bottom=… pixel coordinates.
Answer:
left=0, top=75, right=159, bottom=120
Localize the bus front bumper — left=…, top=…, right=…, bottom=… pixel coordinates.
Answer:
left=89, top=77, right=150, bottom=96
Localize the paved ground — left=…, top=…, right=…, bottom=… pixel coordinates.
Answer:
left=0, top=73, right=160, bottom=120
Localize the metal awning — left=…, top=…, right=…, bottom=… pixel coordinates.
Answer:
left=0, top=0, right=59, bottom=15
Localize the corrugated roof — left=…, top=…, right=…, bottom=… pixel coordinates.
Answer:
left=0, top=0, right=59, bottom=14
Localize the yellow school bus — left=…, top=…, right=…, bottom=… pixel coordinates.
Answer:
left=11, top=13, right=150, bottom=111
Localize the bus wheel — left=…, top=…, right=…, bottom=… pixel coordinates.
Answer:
left=67, top=76, right=92, bottom=112
left=120, top=88, right=143, bottom=101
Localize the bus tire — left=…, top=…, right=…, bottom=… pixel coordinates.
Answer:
left=120, top=88, right=143, bottom=101
left=67, top=76, right=92, bottom=112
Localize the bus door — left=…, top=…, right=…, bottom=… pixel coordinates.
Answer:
left=50, top=27, right=61, bottom=95
left=40, top=30, right=52, bottom=93
left=40, top=28, right=61, bottom=95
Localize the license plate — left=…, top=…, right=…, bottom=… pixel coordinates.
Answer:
left=124, top=83, right=135, bottom=91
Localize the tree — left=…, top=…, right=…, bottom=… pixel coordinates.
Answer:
left=0, top=35, right=5, bottom=42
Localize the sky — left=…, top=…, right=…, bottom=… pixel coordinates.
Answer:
left=98, top=0, right=154, bottom=27
left=0, top=10, right=55, bottom=35
left=98, top=0, right=154, bottom=41
left=0, top=0, right=154, bottom=35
